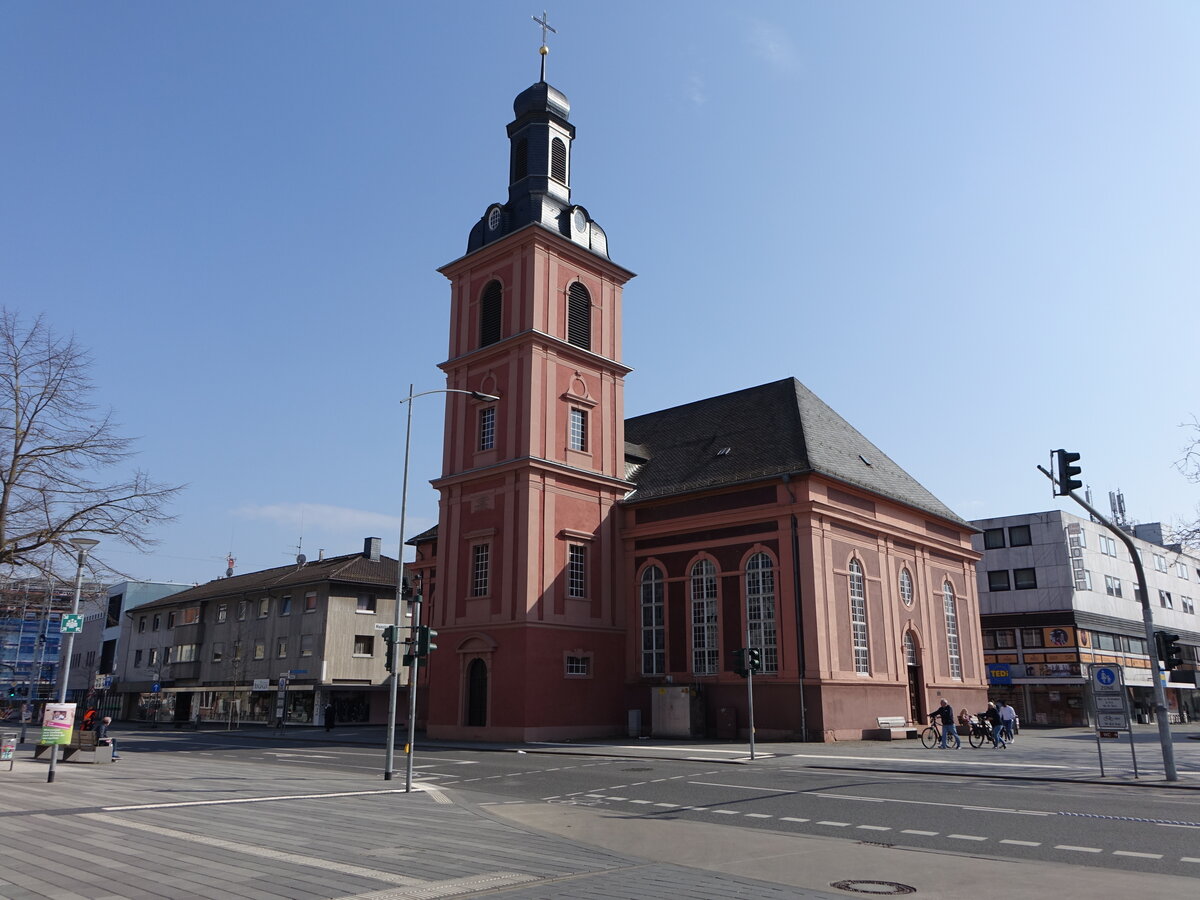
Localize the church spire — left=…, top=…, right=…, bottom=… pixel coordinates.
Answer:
left=463, top=21, right=610, bottom=260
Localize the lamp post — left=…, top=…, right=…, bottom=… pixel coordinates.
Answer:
left=46, top=537, right=99, bottom=783
left=384, top=385, right=499, bottom=783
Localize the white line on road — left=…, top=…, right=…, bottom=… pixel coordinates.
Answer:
left=816, top=821, right=851, bottom=827
left=947, top=834, right=988, bottom=842
left=790, top=752, right=1079, bottom=770
left=744, top=813, right=772, bottom=819
left=1055, top=845, right=1103, bottom=853
left=1112, top=851, right=1163, bottom=859
left=781, top=817, right=810, bottom=823
left=999, top=840, right=1041, bottom=847
left=902, top=830, right=938, bottom=836
left=857, top=825, right=891, bottom=831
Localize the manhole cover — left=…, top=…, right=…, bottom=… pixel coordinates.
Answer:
left=830, top=880, right=916, bottom=896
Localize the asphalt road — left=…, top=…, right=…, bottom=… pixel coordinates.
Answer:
left=118, top=730, right=1200, bottom=879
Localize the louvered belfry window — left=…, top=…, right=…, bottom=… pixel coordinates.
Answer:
left=479, top=280, right=502, bottom=347
left=567, top=282, right=591, bottom=350
left=551, top=137, right=567, bottom=183
left=512, top=139, right=528, bottom=182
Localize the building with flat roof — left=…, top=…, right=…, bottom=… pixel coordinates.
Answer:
left=972, top=509, right=1199, bottom=726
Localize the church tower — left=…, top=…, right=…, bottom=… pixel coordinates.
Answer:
left=424, top=43, right=635, bottom=740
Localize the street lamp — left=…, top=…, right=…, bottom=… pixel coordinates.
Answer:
left=384, top=385, right=499, bottom=786
left=46, top=536, right=99, bottom=784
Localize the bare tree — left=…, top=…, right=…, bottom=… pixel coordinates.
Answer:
left=0, top=309, right=182, bottom=579
left=1173, top=415, right=1200, bottom=550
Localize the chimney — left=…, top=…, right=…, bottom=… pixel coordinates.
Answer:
left=364, top=537, right=382, bottom=562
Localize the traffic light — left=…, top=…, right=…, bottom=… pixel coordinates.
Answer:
left=1156, top=631, right=1184, bottom=670
left=1053, top=449, right=1082, bottom=496
left=731, top=648, right=749, bottom=677
left=382, top=625, right=399, bottom=673
left=415, top=625, right=438, bottom=657
left=747, top=647, right=763, bottom=673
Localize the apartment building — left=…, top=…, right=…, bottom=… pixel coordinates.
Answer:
left=972, top=510, right=1199, bottom=726
left=115, top=538, right=409, bottom=727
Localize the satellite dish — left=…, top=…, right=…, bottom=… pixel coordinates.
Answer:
left=296, top=553, right=307, bottom=565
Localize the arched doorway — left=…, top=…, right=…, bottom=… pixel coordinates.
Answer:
left=904, top=632, right=923, bottom=724
left=466, top=658, right=488, bottom=727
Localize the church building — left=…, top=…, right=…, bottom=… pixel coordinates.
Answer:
left=409, top=51, right=986, bottom=742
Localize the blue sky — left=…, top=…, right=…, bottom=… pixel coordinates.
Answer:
left=3, top=3, right=1198, bottom=585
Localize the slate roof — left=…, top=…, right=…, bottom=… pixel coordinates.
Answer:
left=623, top=377, right=967, bottom=526
left=130, top=552, right=401, bottom=611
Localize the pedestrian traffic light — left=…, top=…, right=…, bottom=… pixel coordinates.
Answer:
left=1156, top=631, right=1184, bottom=670
left=747, top=647, right=763, bottom=673
left=382, top=625, right=399, bottom=673
left=1053, top=449, right=1082, bottom=496
left=415, top=625, right=438, bottom=657
left=731, top=648, right=749, bottom=677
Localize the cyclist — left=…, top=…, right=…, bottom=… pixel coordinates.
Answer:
left=931, top=698, right=959, bottom=749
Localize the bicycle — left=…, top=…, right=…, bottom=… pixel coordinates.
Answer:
left=920, top=718, right=960, bottom=749
left=966, top=716, right=991, bottom=748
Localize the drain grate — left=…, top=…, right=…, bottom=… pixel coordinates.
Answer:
left=830, top=880, right=916, bottom=896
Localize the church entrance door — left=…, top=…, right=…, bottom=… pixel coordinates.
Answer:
left=466, top=658, right=488, bottom=727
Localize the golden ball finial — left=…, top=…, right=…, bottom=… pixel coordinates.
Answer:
left=540, top=44, right=549, bottom=55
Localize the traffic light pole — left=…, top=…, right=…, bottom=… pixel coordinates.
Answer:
left=1038, top=464, right=1178, bottom=781
left=404, top=602, right=421, bottom=793
left=745, top=625, right=756, bottom=761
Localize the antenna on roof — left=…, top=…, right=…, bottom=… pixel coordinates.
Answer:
left=225, top=554, right=236, bottom=578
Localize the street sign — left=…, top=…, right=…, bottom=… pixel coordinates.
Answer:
left=251, top=678, right=270, bottom=691
left=289, top=669, right=307, bottom=675
left=1094, top=694, right=1125, bottom=711
left=1091, top=664, right=1121, bottom=692
left=60, top=614, right=84, bottom=634
left=1096, top=713, right=1128, bottom=729
left=374, top=623, right=391, bottom=631
left=151, top=682, right=161, bottom=693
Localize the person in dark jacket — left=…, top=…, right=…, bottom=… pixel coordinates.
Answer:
left=96, top=716, right=121, bottom=760
left=931, top=699, right=959, bottom=749
left=983, top=701, right=1006, bottom=748
left=324, top=703, right=336, bottom=732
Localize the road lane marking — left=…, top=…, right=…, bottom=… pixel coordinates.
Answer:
left=947, top=834, right=987, bottom=842
left=712, top=810, right=739, bottom=815
left=1055, top=845, right=1103, bottom=853
left=1000, top=840, right=1041, bottom=847
left=744, top=813, right=772, bottom=819
left=857, top=825, right=891, bottom=831
left=82, top=813, right=425, bottom=885
left=1113, top=851, right=1162, bottom=859
left=1181, top=857, right=1200, bottom=863
left=902, top=830, right=938, bottom=836
left=817, top=821, right=851, bottom=827
left=791, top=752, right=1079, bottom=770
left=781, top=817, right=810, bottom=823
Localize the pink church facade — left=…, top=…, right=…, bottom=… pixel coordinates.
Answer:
left=408, top=69, right=986, bottom=743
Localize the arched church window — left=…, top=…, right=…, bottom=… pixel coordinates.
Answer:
left=479, top=280, right=502, bottom=348
left=904, top=631, right=918, bottom=666
left=551, top=137, right=567, bottom=183
left=849, top=559, right=869, bottom=674
left=640, top=566, right=665, bottom=675
left=690, top=559, right=718, bottom=675
left=943, top=581, right=963, bottom=679
left=745, top=552, right=777, bottom=673
left=567, top=282, right=591, bottom=350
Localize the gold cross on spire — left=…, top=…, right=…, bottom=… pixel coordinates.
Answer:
left=532, top=10, right=557, bottom=82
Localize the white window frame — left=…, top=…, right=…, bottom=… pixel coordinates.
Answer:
left=849, top=559, right=869, bottom=675
left=745, top=552, right=777, bottom=673
left=944, top=581, right=963, bottom=679
left=569, top=407, right=588, bottom=452
left=471, top=543, right=490, bottom=597
left=690, top=559, right=718, bottom=676
left=899, top=568, right=914, bottom=607
left=640, top=566, right=665, bottom=675
left=567, top=544, right=587, bottom=598
left=478, top=406, right=496, bottom=451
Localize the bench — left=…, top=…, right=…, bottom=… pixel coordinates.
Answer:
left=33, top=730, right=114, bottom=763
left=865, top=715, right=917, bottom=741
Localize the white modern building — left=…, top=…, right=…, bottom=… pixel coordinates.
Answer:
left=972, top=510, right=1198, bottom=726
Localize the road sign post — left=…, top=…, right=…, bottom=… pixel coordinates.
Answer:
left=1088, top=663, right=1137, bottom=778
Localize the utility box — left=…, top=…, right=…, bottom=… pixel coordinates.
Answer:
left=651, top=685, right=705, bottom=738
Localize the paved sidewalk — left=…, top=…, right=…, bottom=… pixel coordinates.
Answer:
left=1, top=731, right=1196, bottom=899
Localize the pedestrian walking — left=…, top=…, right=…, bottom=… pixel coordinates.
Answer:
left=983, top=701, right=1006, bottom=748
left=96, top=716, right=121, bottom=761
left=998, top=701, right=1016, bottom=742
left=324, top=702, right=336, bottom=732
left=931, top=698, right=959, bottom=749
